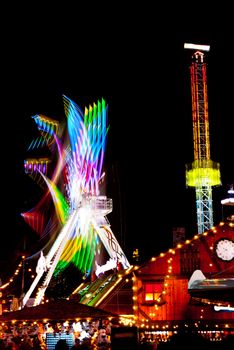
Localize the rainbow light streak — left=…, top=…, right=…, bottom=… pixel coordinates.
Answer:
left=33, top=114, right=59, bottom=138
left=24, top=158, right=50, bottom=175
left=55, top=97, right=108, bottom=273
left=23, top=131, right=69, bottom=236
left=27, top=114, right=58, bottom=151
left=27, top=137, right=46, bottom=151
left=40, top=174, right=70, bottom=225
left=64, top=95, right=109, bottom=198
left=23, top=96, right=110, bottom=285
left=21, top=212, right=45, bottom=236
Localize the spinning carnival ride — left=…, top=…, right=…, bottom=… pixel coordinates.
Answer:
left=21, top=96, right=130, bottom=308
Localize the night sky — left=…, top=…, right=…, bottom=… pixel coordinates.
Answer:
left=1, top=7, right=233, bottom=275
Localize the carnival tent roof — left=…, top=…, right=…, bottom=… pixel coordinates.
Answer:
left=0, top=299, right=118, bottom=322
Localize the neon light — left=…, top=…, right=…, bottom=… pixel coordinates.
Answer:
left=184, top=43, right=210, bottom=51
left=221, top=198, right=234, bottom=205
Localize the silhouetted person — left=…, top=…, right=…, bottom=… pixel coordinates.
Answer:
left=55, top=339, right=69, bottom=350
left=71, top=338, right=81, bottom=349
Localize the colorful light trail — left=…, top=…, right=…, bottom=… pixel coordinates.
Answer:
left=21, top=96, right=130, bottom=307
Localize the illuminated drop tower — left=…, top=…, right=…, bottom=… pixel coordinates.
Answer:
left=184, top=43, right=221, bottom=234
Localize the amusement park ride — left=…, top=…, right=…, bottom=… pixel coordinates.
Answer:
left=6, top=44, right=228, bottom=313
left=184, top=43, right=221, bottom=234
left=21, top=96, right=131, bottom=308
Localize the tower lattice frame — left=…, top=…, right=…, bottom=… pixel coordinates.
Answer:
left=185, top=46, right=221, bottom=234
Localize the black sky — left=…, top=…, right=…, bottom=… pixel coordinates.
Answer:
left=1, top=6, right=233, bottom=273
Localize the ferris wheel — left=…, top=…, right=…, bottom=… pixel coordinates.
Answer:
left=21, top=96, right=130, bottom=308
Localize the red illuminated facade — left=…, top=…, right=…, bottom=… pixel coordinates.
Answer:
left=99, top=220, right=234, bottom=331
